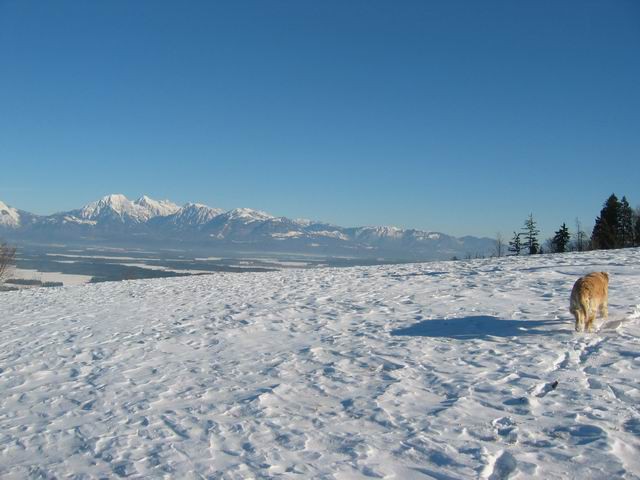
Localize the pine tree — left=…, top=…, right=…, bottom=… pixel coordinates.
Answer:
left=551, top=223, right=571, bottom=253
left=521, top=214, right=540, bottom=255
left=592, top=194, right=620, bottom=249
left=508, top=231, right=522, bottom=255
left=592, top=216, right=607, bottom=249
left=618, top=196, right=634, bottom=248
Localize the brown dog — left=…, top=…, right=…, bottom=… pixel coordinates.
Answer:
left=569, top=272, right=609, bottom=332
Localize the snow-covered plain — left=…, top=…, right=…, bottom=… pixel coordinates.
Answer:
left=8, top=268, right=94, bottom=287
left=1, top=248, right=639, bottom=479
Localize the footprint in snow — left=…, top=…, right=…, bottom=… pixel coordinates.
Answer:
left=548, top=424, right=607, bottom=446
left=492, top=417, right=518, bottom=444
left=485, top=450, right=517, bottom=480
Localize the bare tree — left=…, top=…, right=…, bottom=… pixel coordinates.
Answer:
left=574, top=217, right=587, bottom=252
left=493, top=232, right=505, bottom=257
left=0, top=241, right=17, bottom=284
left=543, top=237, right=555, bottom=254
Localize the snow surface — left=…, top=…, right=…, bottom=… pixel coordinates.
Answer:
left=313, top=231, right=350, bottom=241
left=61, top=215, right=98, bottom=226
left=8, top=268, right=94, bottom=286
left=355, top=226, right=405, bottom=240
left=1, top=248, right=639, bottom=479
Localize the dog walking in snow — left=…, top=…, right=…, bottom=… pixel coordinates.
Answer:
left=570, top=272, right=609, bottom=332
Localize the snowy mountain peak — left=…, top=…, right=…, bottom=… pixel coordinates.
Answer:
left=225, top=208, right=275, bottom=222
left=183, top=202, right=220, bottom=211
left=79, top=194, right=134, bottom=221
left=78, top=194, right=179, bottom=223
left=83, top=193, right=127, bottom=210
left=162, top=202, right=224, bottom=227
left=0, top=200, right=21, bottom=228
left=134, top=195, right=180, bottom=217
left=101, top=193, right=129, bottom=206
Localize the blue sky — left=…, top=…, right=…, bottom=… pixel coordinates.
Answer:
left=1, top=1, right=638, bottom=238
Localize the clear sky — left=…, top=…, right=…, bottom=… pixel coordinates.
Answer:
left=1, top=0, right=639, bottom=239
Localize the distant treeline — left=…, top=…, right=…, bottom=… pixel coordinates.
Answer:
left=4, top=278, right=63, bottom=288
left=501, top=193, right=640, bottom=257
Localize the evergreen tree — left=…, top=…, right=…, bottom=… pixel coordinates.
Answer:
left=618, top=196, right=634, bottom=247
left=591, top=216, right=608, bottom=249
left=551, top=223, right=571, bottom=253
left=521, top=214, right=540, bottom=255
left=592, top=194, right=620, bottom=249
left=508, top=231, right=522, bottom=255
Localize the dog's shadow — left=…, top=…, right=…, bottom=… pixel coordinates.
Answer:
left=391, top=316, right=572, bottom=340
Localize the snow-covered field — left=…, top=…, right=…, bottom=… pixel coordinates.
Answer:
left=1, top=249, right=639, bottom=479
left=9, top=268, right=94, bottom=286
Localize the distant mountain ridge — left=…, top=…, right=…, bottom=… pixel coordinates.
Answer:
left=0, top=194, right=494, bottom=260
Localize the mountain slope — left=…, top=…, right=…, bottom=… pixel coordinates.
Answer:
left=150, top=203, right=225, bottom=229
left=0, top=200, right=21, bottom=228
left=134, top=195, right=180, bottom=219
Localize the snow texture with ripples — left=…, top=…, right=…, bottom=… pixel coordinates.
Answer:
left=1, top=248, right=639, bottom=479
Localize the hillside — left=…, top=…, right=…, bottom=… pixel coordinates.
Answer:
left=1, top=248, right=639, bottom=478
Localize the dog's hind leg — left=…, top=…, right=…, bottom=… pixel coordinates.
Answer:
left=586, top=304, right=596, bottom=333
left=574, top=308, right=585, bottom=332
left=600, top=302, right=608, bottom=320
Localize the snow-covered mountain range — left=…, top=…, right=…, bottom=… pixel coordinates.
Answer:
left=0, top=194, right=493, bottom=260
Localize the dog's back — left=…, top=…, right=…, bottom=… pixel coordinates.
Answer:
left=570, top=272, right=609, bottom=332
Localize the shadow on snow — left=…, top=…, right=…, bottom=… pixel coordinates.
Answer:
left=391, top=316, right=571, bottom=340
